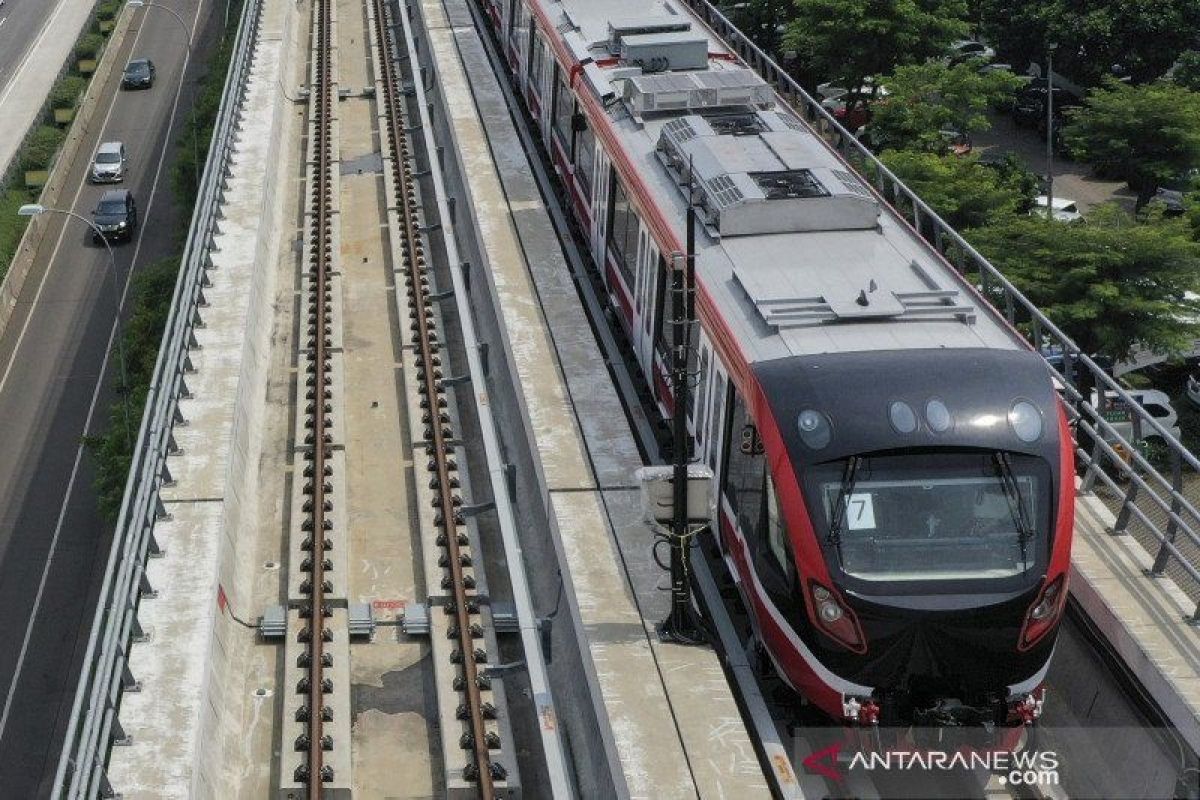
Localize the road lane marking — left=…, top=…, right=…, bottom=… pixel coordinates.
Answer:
left=0, top=0, right=207, bottom=746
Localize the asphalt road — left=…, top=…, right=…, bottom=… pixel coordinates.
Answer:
left=0, top=0, right=69, bottom=91
left=0, top=2, right=221, bottom=794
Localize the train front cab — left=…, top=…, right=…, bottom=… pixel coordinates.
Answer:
left=714, top=348, right=1074, bottom=732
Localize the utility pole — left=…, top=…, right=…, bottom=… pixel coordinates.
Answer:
left=658, top=201, right=706, bottom=645
left=1045, top=42, right=1056, bottom=220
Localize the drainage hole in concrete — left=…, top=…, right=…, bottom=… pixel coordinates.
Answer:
left=264, top=561, right=280, bottom=570
left=254, top=688, right=273, bottom=698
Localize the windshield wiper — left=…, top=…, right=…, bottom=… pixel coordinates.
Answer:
left=994, top=452, right=1033, bottom=565
left=827, top=455, right=861, bottom=555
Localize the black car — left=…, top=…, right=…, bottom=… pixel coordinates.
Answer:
left=1012, top=85, right=1078, bottom=128
left=91, top=190, right=137, bottom=243
left=121, top=58, right=155, bottom=89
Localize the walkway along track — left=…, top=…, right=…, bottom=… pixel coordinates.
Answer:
left=298, top=0, right=336, bottom=793
left=370, top=0, right=500, bottom=794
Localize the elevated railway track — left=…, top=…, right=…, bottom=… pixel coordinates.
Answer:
left=42, top=0, right=1200, bottom=796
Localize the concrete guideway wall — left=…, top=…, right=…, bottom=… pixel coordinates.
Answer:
left=0, top=3, right=135, bottom=339
left=104, top=0, right=300, bottom=795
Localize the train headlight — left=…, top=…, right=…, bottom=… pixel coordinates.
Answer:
left=1019, top=574, right=1067, bottom=650
left=888, top=400, right=917, bottom=433
left=1009, top=399, right=1044, bottom=442
left=813, top=585, right=844, bottom=622
left=797, top=409, right=831, bottom=449
left=925, top=398, right=952, bottom=432
left=807, top=581, right=865, bottom=653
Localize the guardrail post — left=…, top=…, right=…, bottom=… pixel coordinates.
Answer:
left=1109, top=416, right=1143, bottom=535
left=1148, top=448, right=1183, bottom=576
left=121, top=658, right=140, bottom=693
left=111, top=708, right=131, bottom=746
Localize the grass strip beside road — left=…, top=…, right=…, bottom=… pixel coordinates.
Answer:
left=87, top=2, right=245, bottom=522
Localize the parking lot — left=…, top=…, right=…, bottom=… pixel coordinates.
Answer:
left=973, top=111, right=1136, bottom=214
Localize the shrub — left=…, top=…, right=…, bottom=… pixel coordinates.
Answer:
left=20, top=125, right=66, bottom=172
left=76, top=32, right=105, bottom=60
left=49, top=76, right=88, bottom=110
left=96, top=1, right=122, bottom=22
left=0, top=188, right=33, bottom=282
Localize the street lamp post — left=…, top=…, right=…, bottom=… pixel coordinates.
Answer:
left=128, top=1, right=199, bottom=189
left=1045, top=42, right=1057, bottom=221
left=18, top=204, right=133, bottom=445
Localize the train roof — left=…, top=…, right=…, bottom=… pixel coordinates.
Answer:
left=543, top=0, right=1026, bottom=363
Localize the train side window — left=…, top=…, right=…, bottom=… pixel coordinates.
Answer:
left=575, top=123, right=595, bottom=198
left=765, top=473, right=791, bottom=577
left=708, top=374, right=726, bottom=470
left=606, top=175, right=638, bottom=289
left=723, top=391, right=765, bottom=541
left=506, top=0, right=519, bottom=42
left=551, top=71, right=574, bottom=153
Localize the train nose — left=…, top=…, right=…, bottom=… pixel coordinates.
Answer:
left=843, top=589, right=1051, bottom=709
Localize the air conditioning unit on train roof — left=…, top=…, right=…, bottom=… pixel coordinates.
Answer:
left=607, top=16, right=693, bottom=52
left=620, top=31, right=710, bottom=71
left=655, top=111, right=880, bottom=236
left=623, top=68, right=774, bottom=119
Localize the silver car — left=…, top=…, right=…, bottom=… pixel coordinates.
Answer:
left=90, top=141, right=126, bottom=183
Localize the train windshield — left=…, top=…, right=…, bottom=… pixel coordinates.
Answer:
left=814, top=451, right=1049, bottom=582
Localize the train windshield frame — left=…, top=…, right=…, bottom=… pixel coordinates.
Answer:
left=806, top=450, right=1051, bottom=588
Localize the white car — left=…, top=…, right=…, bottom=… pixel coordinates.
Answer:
left=90, top=141, right=127, bottom=184
left=1030, top=196, right=1083, bottom=223
left=815, top=79, right=888, bottom=103
left=948, top=39, right=996, bottom=63
left=1093, top=388, right=1181, bottom=445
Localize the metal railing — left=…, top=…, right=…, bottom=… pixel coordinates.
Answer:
left=51, top=1, right=264, bottom=796
left=683, top=0, right=1200, bottom=621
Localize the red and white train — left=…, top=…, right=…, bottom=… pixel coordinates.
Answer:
left=479, top=0, right=1073, bottom=727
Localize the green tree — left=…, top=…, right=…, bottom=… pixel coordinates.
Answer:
left=721, top=0, right=792, bottom=60
left=866, top=61, right=1022, bottom=152
left=979, top=0, right=1200, bottom=87
left=879, top=150, right=1032, bottom=228
left=971, top=204, right=1200, bottom=360
left=784, top=0, right=968, bottom=106
left=1173, top=50, right=1200, bottom=91
left=1064, top=80, right=1200, bottom=207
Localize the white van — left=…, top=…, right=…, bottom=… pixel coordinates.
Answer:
left=1092, top=388, right=1180, bottom=445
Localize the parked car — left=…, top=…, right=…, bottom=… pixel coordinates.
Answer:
left=1148, top=168, right=1199, bottom=217
left=1011, top=85, right=1079, bottom=128
left=90, top=141, right=126, bottom=184
left=978, top=62, right=1014, bottom=76
left=1030, top=196, right=1083, bottom=223
left=939, top=126, right=972, bottom=155
left=90, top=190, right=137, bottom=243
left=1092, top=388, right=1181, bottom=445
left=947, top=39, right=995, bottom=64
left=121, top=58, right=155, bottom=90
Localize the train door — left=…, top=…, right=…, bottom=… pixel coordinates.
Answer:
left=633, top=230, right=658, bottom=377
left=592, top=150, right=611, bottom=265
left=689, top=339, right=711, bottom=452
left=504, top=0, right=521, bottom=67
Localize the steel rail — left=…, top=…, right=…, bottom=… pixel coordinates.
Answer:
left=299, top=0, right=334, bottom=794
left=369, top=0, right=496, bottom=793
